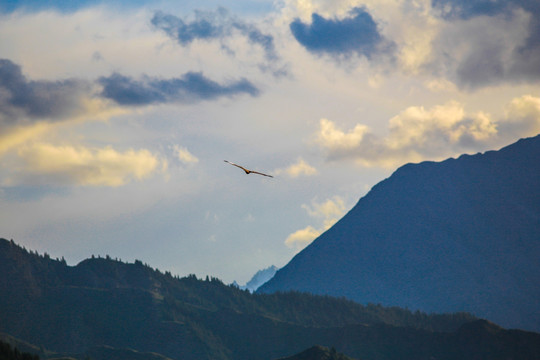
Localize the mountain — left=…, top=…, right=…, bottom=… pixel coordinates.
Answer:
left=259, top=135, right=540, bottom=332
left=1, top=238, right=539, bottom=360
left=0, top=334, right=173, bottom=360
left=236, top=265, right=278, bottom=292
left=0, top=339, right=39, bottom=360
left=275, top=345, right=356, bottom=360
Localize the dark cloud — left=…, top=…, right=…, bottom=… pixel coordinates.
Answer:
left=432, top=0, right=539, bottom=19
left=454, top=40, right=506, bottom=88
left=432, top=0, right=540, bottom=88
left=290, top=7, right=391, bottom=59
left=0, top=59, right=259, bottom=127
left=0, top=58, right=91, bottom=126
left=151, top=9, right=224, bottom=45
left=98, top=72, right=259, bottom=106
left=151, top=8, right=280, bottom=63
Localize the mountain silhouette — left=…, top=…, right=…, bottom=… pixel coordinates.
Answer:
left=259, top=135, right=540, bottom=332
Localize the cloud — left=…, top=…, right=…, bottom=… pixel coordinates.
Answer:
left=302, top=196, right=347, bottom=229
left=316, top=96, right=540, bottom=167
left=0, top=58, right=95, bottom=126
left=431, top=0, right=540, bottom=88
left=173, top=145, right=199, bottom=164
left=98, top=72, right=259, bottom=106
left=285, top=225, right=320, bottom=249
left=385, top=101, right=497, bottom=151
left=0, top=122, right=52, bottom=157
left=151, top=9, right=225, bottom=45
left=317, top=118, right=369, bottom=156
left=285, top=196, right=347, bottom=250
left=151, top=8, right=286, bottom=76
left=283, top=1, right=539, bottom=88
left=0, top=58, right=130, bottom=158
left=274, top=158, right=317, bottom=178
left=432, top=0, right=531, bottom=20
left=500, top=95, right=540, bottom=140
left=0, top=58, right=258, bottom=121
left=0, top=0, right=118, bottom=13
left=7, top=143, right=162, bottom=187
left=152, top=8, right=277, bottom=57
left=289, top=7, right=393, bottom=59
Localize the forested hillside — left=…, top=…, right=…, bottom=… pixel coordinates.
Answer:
left=0, top=340, right=39, bottom=360
left=1, top=238, right=539, bottom=360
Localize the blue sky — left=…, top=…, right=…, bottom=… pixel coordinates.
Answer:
left=1, top=0, right=540, bottom=284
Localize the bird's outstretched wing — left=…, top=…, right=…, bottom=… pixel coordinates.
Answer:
left=224, top=160, right=248, bottom=172
left=248, top=170, right=273, bottom=178
left=224, top=160, right=273, bottom=178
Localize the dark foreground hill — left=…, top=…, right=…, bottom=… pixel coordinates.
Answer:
left=259, top=135, right=540, bottom=332
left=1, top=239, right=540, bottom=360
left=276, top=345, right=357, bottom=360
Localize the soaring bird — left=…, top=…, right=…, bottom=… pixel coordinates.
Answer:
left=224, top=160, right=273, bottom=178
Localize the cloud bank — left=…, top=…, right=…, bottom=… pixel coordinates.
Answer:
left=1, top=58, right=259, bottom=122
left=316, top=95, right=540, bottom=167
left=414, top=0, right=540, bottom=89
left=7, top=143, right=162, bottom=187
left=286, top=0, right=540, bottom=89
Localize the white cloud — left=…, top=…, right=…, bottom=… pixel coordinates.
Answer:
left=317, top=118, right=369, bottom=153
left=316, top=95, right=540, bottom=168
left=7, top=143, right=162, bottom=187
left=173, top=145, right=199, bottom=164
left=315, top=98, right=531, bottom=167
left=285, top=196, right=347, bottom=250
left=285, top=225, right=320, bottom=248
left=502, top=95, right=540, bottom=138
left=274, top=157, right=317, bottom=177
left=385, top=101, right=497, bottom=149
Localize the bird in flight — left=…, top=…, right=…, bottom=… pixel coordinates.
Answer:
left=224, top=160, right=273, bottom=178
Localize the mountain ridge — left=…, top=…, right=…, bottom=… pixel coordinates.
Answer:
left=259, top=134, right=540, bottom=331
left=2, top=238, right=540, bottom=360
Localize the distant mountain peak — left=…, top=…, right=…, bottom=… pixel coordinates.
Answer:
left=235, top=265, right=278, bottom=293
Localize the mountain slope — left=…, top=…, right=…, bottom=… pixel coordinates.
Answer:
left=259, top=135, right=540, bottom=331
left=2, top=238, right=540, bottom=360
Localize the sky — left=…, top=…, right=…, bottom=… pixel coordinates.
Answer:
left=1, top=0, right=540, bottom=284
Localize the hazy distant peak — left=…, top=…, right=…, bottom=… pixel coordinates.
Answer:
left=236, top=265, right=278, bottom=293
